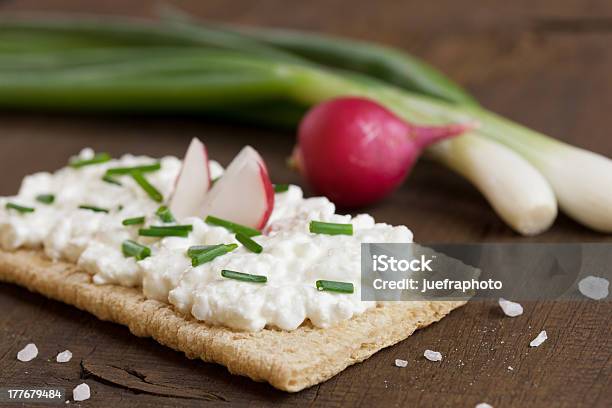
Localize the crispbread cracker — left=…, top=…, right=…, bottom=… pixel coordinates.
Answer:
left=0, top=249, right=464, bottom=392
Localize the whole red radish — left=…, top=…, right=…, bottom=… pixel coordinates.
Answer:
left=294, top=97, right=470, bottom=208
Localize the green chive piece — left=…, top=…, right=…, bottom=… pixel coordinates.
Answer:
left=191, top=244, right=238, bottom=267
left=150, top=224, right=193, bottom=232
left=156, top=206, right=175, bottom=223
left=309, top=220, right=353, bottom=236
left=102, top=174, right=122, bottom=186
left=78, top=205, right=109, bottom=213
left=35, top=194, right=55, bottom=204
left=131, top=171, right=163, bottom=203
left=69, top=152, right=111, bottom=168
left=138, top=228, right=189, bottom=238
left=210, top=176, right=221, bottom=186
left=105, top=162, right=161, bottom=176
left=316, top=280, right=354, bottom=294
left=221, top=269, right=267, bottom=283
left=5, top=202, right=35, bottom=213
left=205, top=215, right=261, bottom=237
left=273, top=184, right=289, bottom=193
left=187, top=245, right=217, bottom=258
left=235, top=232, right=263, bottom=253
left=122, top=216, right=145, bottom=226
left=121, top=240, right=151, bottom=260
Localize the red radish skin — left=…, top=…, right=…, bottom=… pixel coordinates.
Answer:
left=295, top=97, right=471, bottom=208
left=257, top=162, right=275, bottom=229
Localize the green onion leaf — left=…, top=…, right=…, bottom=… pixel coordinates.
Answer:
left=156, top=205, right=175, bottom=223
left=273, top=184, right=289, bottom=193
left=5, top=202, right=35, bottom=213
left=131, top=171, right=163, bottom=203
left=78, top=205, right=109, bottom=213
left=309, top=220, right=353, bottom=236
left=35, top=194, right=55, bottom=204
left=122, top=216, right=145, bottom=226
left=102, top=174, right=122, bottom=186
left=150, top=224, right=193, bottom=232
left=69, top=152, right=111, bottom=168
left=316, top=280, right=354, bottom=294
left=138, top=228, right=189, bottom=238
left=121, top=240, right=151, bottom=260
left=221, top=269, right=267, bottom=283
left=187, top=245, right=217, bottom=257
left=205, top=215, right=261, bottom=237
left=191, top=244, right=238, bottom=267
left=235, top=232, right=263, bottom=253
left=105, top=162, right=161, bottom=176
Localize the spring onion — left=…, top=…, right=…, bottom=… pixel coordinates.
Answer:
left=221, top=269, right=267, bottom=283
left=273, top=184, right=289, bottom=193
left=204, top=215, right=261, bottom=237
left=315, top=280, right=354, bottom=294
left=150, top=224, right=193, bottom=231
left=138, top=227, right=188, bottom=237
left=121, top=239, right=151, bottom=260
left=105, top=162, right=161, bottom=175
left=69, top=152, right=111, bottom=168
left=5, top=202, right=35, bottom=213
left=102, top=174, right=122, bottom=186
left=35, top=194, right=55, bottom=204
left=309, top=220, right=353, bottom=236
left=156, top=205, right=175, bottom=223
left=188, top=244, right=221, bottom=257
left=131, top=171, right=163, bottom=203
left=78, top=205, right=109, bottom=213
left=235, top=232, right=262, bottom=253
left=191, top=244, right=238, bottom=267
left=122, top=216, right=145, bottom=226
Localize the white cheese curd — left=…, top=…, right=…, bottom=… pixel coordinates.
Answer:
left=0, top=148, right=414, bottom=332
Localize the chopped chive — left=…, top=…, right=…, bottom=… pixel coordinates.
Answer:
left=273, top=184, right=289, bottom=193
left=309, top=220, right=353, bottom=236
left=102, top=174, right=122, bottom=186
left=105, top=162, right=161, bottom=176
left=69, top=152, right=111, bottom=168
left=35, top=194, right=55, bottom=204
left=121, top=240, right=151, bottom=260
left=150, top=224, right=193, bottom=232
left=122, top=216, right=145, bottom=226
left=205, top=215, right=261, bottom=237
left=187, top=245, right=217, bottom=258
left=210, top=176, right=221, bottom=186
left=78, top=205, right=109, bottom=213
left=191, top=244, right=238, bottom=267
left=138, top=228, right=189, bottom=238
left=5, top=202, right=35, bottom=213
left=316, top=280, right=354, bottom=294
left=235, top=232, right=263, bottom=253
left=221, top=269, right=267, bottom=283
left=156, top=206, right=175, bottom=223
left=131, top=171, right=163, bottom=203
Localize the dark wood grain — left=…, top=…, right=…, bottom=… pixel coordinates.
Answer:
left=0, top=1, right=611, bottom=407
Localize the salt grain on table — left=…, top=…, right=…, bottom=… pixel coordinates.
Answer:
left=395, top=359, right=408, bottom=368
left=424, top=350, right=442, bottom=362
left=56, top=350, right=72, bottom=363
left=475, top=403, right=493, bottom=408
left=17, top=343, right=38, bottom=362
left=72, top=383, right=90, bottom=402
left=578, top=276, right=609, bottom=300
left=498, top=298, right=523, bottom=317
left=530, top=330, right=547, bottom=347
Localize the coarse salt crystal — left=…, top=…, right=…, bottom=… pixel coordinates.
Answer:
left=72, top=383, right=90, bottom=402
left=498, top=298, right=523, bottom=317
left=578, top=276, right=609, bottom=300
left=530, top=330, right=547, bottom=347
left=17, top=343, right=38, bottom=362
left=395, top=359, right=408, bottom=368
left=475, top=403, right=493, bottom=408
left=56, top=350, right=72, bottom=363
left=508, top=366, right=514, bottom=371
left=423, top=350, right=442, bottom=362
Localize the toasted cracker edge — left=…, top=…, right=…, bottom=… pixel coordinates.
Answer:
left=0, top=249, right=464, bottom=392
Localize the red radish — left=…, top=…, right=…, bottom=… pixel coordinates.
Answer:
left=199, top=146, right=274, bottom=229
left=169, top=138, right=211, bottom=219
left=294, top=97, right=471, bottom=207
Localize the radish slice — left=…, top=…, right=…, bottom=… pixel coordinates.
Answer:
left=200, top=146, right=274, bottom=229
left=169, top=138, right=211, bottom=219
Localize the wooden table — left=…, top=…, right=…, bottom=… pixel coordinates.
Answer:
left=0, top=1, right=610, bottom=406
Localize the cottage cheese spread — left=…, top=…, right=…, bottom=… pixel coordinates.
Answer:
left=0, top=149, right=413, bottom=331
